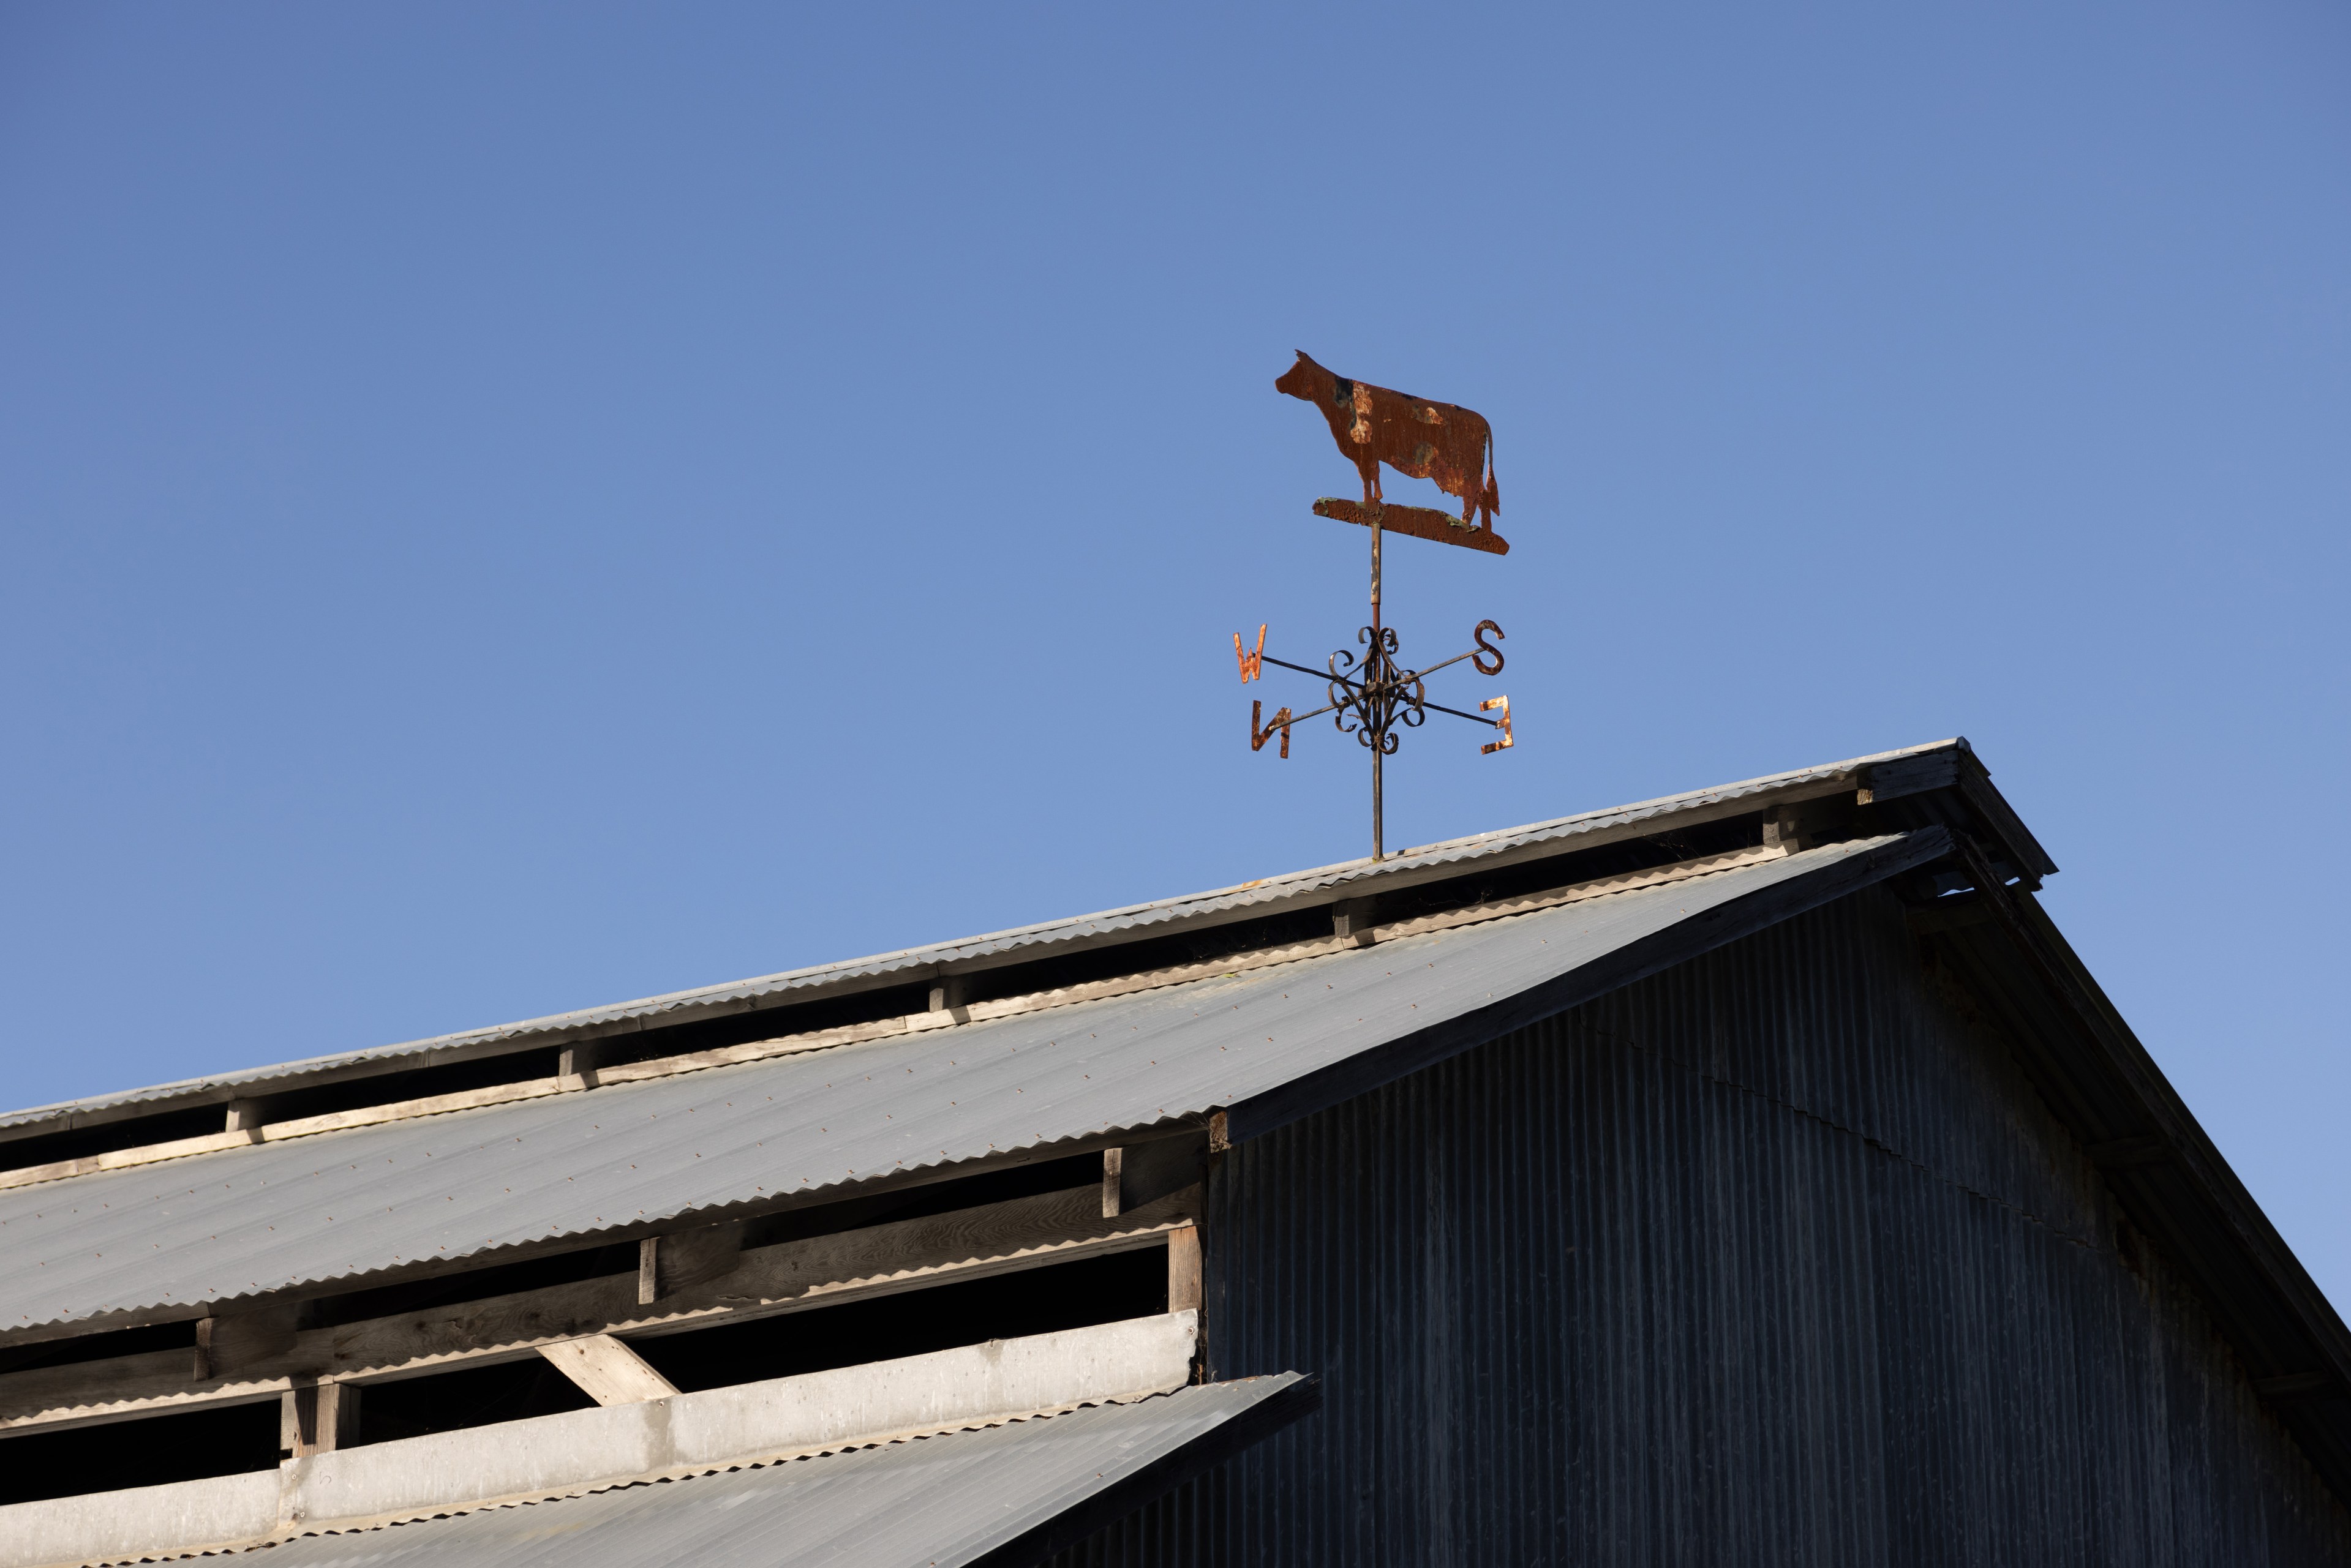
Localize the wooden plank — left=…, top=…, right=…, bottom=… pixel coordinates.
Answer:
left=201, top=1304, right=301, bottom=1380
left=281, top=1378, right=360, bottom=1455
left=538, top=1335, right=677, bottom=1406
left=0, top=1184, right=1200, bottom=1436
left=639, top=1223, right=743, bottom=1304
left=0, top=1082, right=570, bottom=1193
left=1367, top=846, right=1785, bottom=945
left=1860, top=752, right=1960, bottom=803
left=0, top=1128, right=260, bottom=1192
left=1167, top=1225, right=1202, bottom=1313
left=1119, top=1136, right=1205, bottom=1217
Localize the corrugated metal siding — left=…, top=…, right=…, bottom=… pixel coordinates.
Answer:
left=2, top=741, right=1954, bottom=1132
left=0, top=840, right=1924, bottom=1334
left=1048, top=887, right=2351, bottom=1566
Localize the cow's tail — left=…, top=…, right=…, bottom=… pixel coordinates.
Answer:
left=1481, top=429, right=1500, bottom=525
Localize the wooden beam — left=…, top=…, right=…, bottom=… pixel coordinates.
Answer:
left=638, top=1236, right=660, bottom=1306
left=1118, top=1135, right=1206, bottom=1217
left=196, top=1304, right=301, bottom=1381
left=638, top=1223, right=746, bottom=1306
left=1167, top=1225, right=1201, bottom=1314
left=1101, top=1148, right=1123, bottom=1219
left=280, top=1378, right=359, bottom=1456
left=557, top=1041, right=600, bottom=1088
left=0, top=1184, right=1199, bottom=1436
left=538, top=1335, right=677, bottom=1406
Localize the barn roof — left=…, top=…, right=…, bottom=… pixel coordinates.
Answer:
left=0, top=737, right=2035, bottom=1140
left=3, top=737, right=2342, bottom=1502
left=0, top=833, right=1941, bottom=1334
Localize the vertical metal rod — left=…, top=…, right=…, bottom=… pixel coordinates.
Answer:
left=1370, top=512, right=1383, bottom=862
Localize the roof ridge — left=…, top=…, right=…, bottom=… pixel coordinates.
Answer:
left=1, top=738, right=1963, bottom=1128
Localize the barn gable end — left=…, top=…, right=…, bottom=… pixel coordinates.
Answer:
left=1073, top=887, right=2351, bottom=1565
left=1, top=740, right=2344, bottom=1567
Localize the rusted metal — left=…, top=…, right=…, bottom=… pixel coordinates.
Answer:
left=1311, top=497, right=1509, bottom=555
left=1471, top=620, right=1505, bottom=676
left=1479, top=695, right=1513, bottom=754
left=1233, top=626, right=1266, bottom=683
left=1249, top=701, right=1293, bottom=759
left=1239, top=354, right=1521, bottom=861
left=1235, top=617, right=1510, bottom=855
left=1276, top=353, right=1500, bottom=531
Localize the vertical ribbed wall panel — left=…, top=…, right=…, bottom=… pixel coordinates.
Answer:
left=1045, top=886, right=2351, bottom=1566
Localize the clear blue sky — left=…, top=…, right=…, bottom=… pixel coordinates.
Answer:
left=3, top=6, right=2345, bottom=1304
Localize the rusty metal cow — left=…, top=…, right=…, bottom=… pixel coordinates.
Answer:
left=1274, top=351, right=1499, bottom=530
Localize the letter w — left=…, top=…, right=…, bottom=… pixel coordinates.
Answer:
left=1233, top=625, right=1266, bottom=683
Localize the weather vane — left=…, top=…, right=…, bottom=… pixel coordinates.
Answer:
left=1237, top=351, right=1514, bottom=861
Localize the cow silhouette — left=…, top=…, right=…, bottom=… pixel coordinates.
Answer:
left=1275, top=351, right=1499, bottom=530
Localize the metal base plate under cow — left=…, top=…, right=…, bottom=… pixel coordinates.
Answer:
left=1311, top=497, right=1509, bottom=556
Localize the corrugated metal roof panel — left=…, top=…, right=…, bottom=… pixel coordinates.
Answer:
left=245, top=1376, right=1307, bottom=1568
left=0, top=739, right=1962, bottom=1133
left=0, top=834, right=1939, bottom=1334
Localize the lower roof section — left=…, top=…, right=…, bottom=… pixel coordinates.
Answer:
left=0, top=833, right=1946, bottom=1335
left=241, top=1377, right=1314, bottom=1568
left=0, top=1313, right=1244, bottom=1568
left=0, top=1368, right=1313, bottom=1568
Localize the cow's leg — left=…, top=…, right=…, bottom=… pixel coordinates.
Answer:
left=1359, top=454, right=1381, bottom=508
